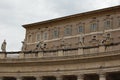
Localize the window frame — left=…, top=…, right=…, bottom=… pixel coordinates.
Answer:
left=43, top=31, right=48, bottom=40
left=104, top=16, right=113, bottom=30
left=104, top=20, right=112, bottom=29
left=90, top=22, right=98, bottom=32
left=64, top=25, right=72, bottom=36
left=78, top=25, right=84, bottom=33
left=36, top=33, right=41, bottom=41
left=53, top=28, right=59, bottom=39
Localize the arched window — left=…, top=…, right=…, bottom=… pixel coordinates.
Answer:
left=78, top=26, right=84, bottom=33
left=90, top=18, right=98, bottom=32
left=53, top=28, right=59, bottom=38
left=104, top=15, right=113, bottom=30
left=43, top=31, right=48, bottom=40
left=77, top=22, right=85, bottom=33
left=64, top=25, right=72, bottom=36
left=36, top=33, right=40, bottom=41
left=104, top=20, right=112, bottom=29
left=90, top=23, right=98, bottom=32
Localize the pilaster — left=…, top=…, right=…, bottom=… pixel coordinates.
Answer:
left=99, top=45, right=105, bottom=52
left=19, top=52, right=24, bottom=58
left=38, top=51, right=43, bottom=58
left=58, top=50, right=64, bottom=56
left=36, top=76, right=43, bottom=80
left=99, top=73, right=106, bottom=80
left=16, top=77, right=23, bottom=80
left=78, top=48, right=84, bottom=55
left=77, top=75, right=84, bottom=80
left=56, top=76, right=63, bottom=80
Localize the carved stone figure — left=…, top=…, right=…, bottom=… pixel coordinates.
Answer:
left=60, top=38, right=65, bottom=49
left=1, top=40, right=7, bottom=52
left=36, top=41, right=46, bottom=51
left=102, top=33, right=113, bottom=45
left=21, top=41, right=26, bottom=51
left=79, top=35, right=85, bottom=47
left=89, top=36, right=99, bottom=46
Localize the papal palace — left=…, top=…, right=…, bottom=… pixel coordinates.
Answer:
left=0, top=5, right=120, bottom=80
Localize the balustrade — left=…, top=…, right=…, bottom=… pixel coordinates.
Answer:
left=0, top=44, right=119, bottom=59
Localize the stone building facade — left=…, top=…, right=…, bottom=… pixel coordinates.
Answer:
left=0, top=5, right=120, bottom=80
left=22, top=5, right=120, bottom=52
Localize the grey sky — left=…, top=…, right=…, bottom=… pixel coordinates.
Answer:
left=0, top=0, right=120, bottom=51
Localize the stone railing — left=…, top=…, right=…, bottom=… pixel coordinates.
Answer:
left=0, top=44, right=120, bottom=59
left=0, top=52, right=20, bottom=59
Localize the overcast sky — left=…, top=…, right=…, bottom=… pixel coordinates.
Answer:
left=0, top=0, right=120, bottom=51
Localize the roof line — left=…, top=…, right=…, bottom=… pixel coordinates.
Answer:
left=22, top=5, right=120, bottom=28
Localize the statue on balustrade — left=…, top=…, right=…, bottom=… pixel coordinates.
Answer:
left=89, top=36, right=99, bottom=46
left=36, top=41, right=46, bottom=51
left=21, top=41, right=26, bottom=51
left=102, top=33, right=113, bottom=45
left=1, top=40, right=7, bottom=52
left=60, top=38, right=65, bottom=49
left=79, top=35, right=85, bottom=47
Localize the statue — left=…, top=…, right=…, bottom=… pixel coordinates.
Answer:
left=21, top=41, right=26, bottom=51
left=1, top=40, right=7, bottom=52
left=36, top=41, right=46, bottom=51
left=102, top=33, right=113, bottom=45
left=79, top=35, right=85, bottom=47
left=60, top=38, right=65, bottom=49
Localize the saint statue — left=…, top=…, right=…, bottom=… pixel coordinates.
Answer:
left=21, top=41, right=26, bottom=51
left=36, top=41, right=45, bottom=51
left=1, top=40, right=7, bottom=52
left=79, top=35, right=85, bottom=47
left=60, top=38, right=65, bottom=49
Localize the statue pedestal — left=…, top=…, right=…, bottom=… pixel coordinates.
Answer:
left=58, top=50, right=64, bottom=56
left=99, top=45, right=105, bottom=53
left=19, top=52, right=24, bottom=58
left=78, top=48, right=84, bottom=55
left=0, top=52, right=6, bottom=59
left=38, top=52, right=43, bottom=58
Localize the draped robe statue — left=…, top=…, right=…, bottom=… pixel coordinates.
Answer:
left=79, top=35, right=85, bottom=47
left=21, top=41, right=26, bottom=51
left=1, top=40, right=6, bottom=52
left=36, top=41, right=45, bottom=51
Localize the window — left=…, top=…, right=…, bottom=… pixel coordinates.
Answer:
left=43, top=32, right=48, bottom=40
left=53, top=29, right=59, bottom=38
left=104, top=20, right=112, bottom=29
left=64, top=26, right=72, bottom=36
left=78, top=26, right=84, bottom=33
left=90, top=23, right=98, bottom=32
left=36, top=33, right=40, bottom=41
